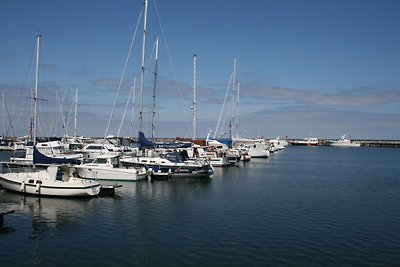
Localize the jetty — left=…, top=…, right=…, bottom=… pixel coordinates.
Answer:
left=357, top=140, right=400, bottom=148
left=287, top=139, right=400, bottom=148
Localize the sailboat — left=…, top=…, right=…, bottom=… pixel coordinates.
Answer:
left=0, top=35, right=101, bottom=197
left=219, top=58, right=269, bottom=158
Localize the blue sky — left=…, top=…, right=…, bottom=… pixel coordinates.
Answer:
left=1, top=0, right=400, bottom=140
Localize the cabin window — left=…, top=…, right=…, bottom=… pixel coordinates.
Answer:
left=56, top=170, right=64, bottom=181
left=88, top=145, right=102, bottom=150
left=94, top=158, right=107, bottom=164
left=111, top=156, right=119, bottom=167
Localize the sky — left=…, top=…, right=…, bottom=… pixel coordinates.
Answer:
left=1, top=0, right=400, bottom=140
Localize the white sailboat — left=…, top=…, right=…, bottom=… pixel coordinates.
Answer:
left=0, top=164, right=101, bottom=197
left=222, top=58, right=270, bottom=158
left=0, top=35, right=101, bottom=197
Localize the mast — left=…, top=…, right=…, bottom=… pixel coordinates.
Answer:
left=235, top=81, right=240, bottom=138
left=131, top=77, right=136, bottom=138
left=151, top=37, right=159, bottom=140
left=2, top=92, right=4, bottom=138
left=74, top=87, right=78, bottom=138
left=232, top=58, right=237, bottom=138
left=33, top=34, right=41, bottom=146
left=139, top=0, right=148, bottom=133
left=192, top=54, right=197, bottom=140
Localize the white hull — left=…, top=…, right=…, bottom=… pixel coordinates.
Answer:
left=0, top=167, right=101, bottom=197
left=247, top=148, right=270, bottom=158
left=233, top=137, right=270, bottom=158
left=209, top=157, right=230, bottom=167
left=326, top=135, right=360, bottom=147
left=75, top=166, right=147, bottom=181
left=328, top=141, right=360, bottom=147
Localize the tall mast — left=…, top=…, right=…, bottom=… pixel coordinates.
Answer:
left=139, top=0, right=148, bottom=133
left=74, top=87, right=78, bottom=138
left=192, top=54, right=197, bottom=140
left=33, top=34, right=41, bottom=146
left=2, top=92, right=4, bottom=138
left=236, top=81, right=240, bottom=138
left=232, top=57, right=237, bottom=138
left=131, top=77, right=136, bottom=138
left=151, top=37, right=159, bottom=140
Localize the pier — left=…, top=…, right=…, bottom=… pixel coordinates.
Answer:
left=357, top=140, right=400, bottom=148
left=287, top=139, right=400, bottom=148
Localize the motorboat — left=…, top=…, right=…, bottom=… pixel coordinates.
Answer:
left=0, top=164, right=101, bottom=197
left=291, top=137, right=320, bottom=146
left=232, top=137, right=270, bottom=158
left=325, top=134, right=360, bottom=147
left=74, top=154, right=147, bottom=181
left=81, top=143, right=121, bottom=161
left=121, top=151, right=214, bottom=179
left=269, top=136, right=287, bottom=151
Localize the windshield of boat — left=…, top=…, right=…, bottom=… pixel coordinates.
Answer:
left=161, top=152, right=182, bottom=163
left=93, top=158, right=108, bottom=164
left=110, top=156, right=120, bottom=167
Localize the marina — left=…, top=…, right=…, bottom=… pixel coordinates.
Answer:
left=1, top=146, right=400, bottom=266
left=1, top=0, right=400, bottom=265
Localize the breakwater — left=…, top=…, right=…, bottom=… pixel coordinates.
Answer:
left=357, top=140, right=400, bottom=148
left=287, top=139, right=400, bottom=148
left=142, top=138, right=400, bottom=148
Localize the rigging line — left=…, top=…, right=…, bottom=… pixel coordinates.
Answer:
left=117, top=79, right=135, bottom=137
left=214, top=70, right=234, bottom=139
left=66, top=90, right=76, bottom=136
left=4, top=102, right=16, bottom=137
left=103, top=7, right=143, bottom=143
left=153, top=0, right=192, bottom=132
left=55, top=89, right=69, bottom=137
left=220, top=95, right=234, bottom=139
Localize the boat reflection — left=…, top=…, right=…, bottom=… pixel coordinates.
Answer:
left=0, top=190, right=97, bottom=239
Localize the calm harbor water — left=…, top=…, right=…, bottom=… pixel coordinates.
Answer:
left=1, top=146, right=400, bottom=266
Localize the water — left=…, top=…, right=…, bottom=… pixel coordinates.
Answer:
left=1, top=146, right=400, bottom=266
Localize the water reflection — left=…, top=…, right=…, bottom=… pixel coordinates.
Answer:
left=0, top=190, right=97, bottom=239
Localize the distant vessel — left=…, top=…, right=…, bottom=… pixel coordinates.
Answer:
left=326, top=134, right=360, bottom=147
left=291, top=137, right=320, bottom=146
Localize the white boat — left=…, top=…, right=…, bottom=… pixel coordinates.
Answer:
left=0, top=164, right=101, bottom=197
left=269, top=136, right=287, bottom=151
left=326, top=134, right=360, bottom=147
left=74, top=154, right=147, bottom=181
left=9, top=141, right=83, bottom=166
left=120, top=150, right=214, bottom=179
left=233, top=137, right=270, bottom=158
left=291, top=137, right=319, bottom=146
left=81, top=143, right=121, bottom=161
